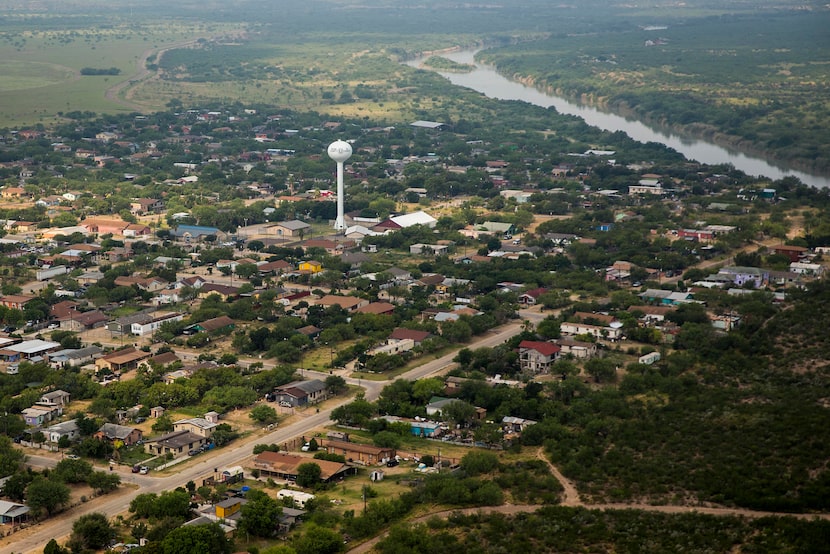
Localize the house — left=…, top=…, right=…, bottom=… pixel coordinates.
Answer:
left=37, top=390, right=71, bottom=408
left=22, top=405, right=61, bottom=426
left=270, top=220, right=311, bottom=238
left=388, top=328, right=431, bottom=345
left=790, top=262, right=823, bottom=276
left=144, top=430, right=209, bottom=459
left=715, top=267, right=768, bottom=288
left=389, top=211, right=437, bottom=229
left=425, top=397, right=464, bottom=418
left=173, top=417, right=217, bottom=438
left=322, top=439, right=395, bottom=465
left=215, top=498, right=246, bottom=519
left=502, top=416, right=537, bottom=433
left=257, top=260, right=293, bottom=275
left=45, top=420, right=80, bottom=444
left=58, top=310, right=109, bottom=332
left=95, top=347, right=151, bottom=372
left=172, top=225, right=221, bottom=242
left=355, top=302, right=396, bottom=316
left=554, top=338, right=598, bottom=359
left=772, top=244, right=808, bottom=262
left=131, top=312, right=184, bottom=336
left=0, top=500, right=29, bottom=524
left=277, top=489, right=314, bottom=509
left=48, top=346, right=103, bottom=368
left=273, top=380, right=327, bottom=407
left=639, top=289, right=694, bottom=306
left=518, top=340, right=561, bottom=373
left=130, top=198, right=164, bottom=215
left=518, top=288, right=548, bottom=306
left=315, top=294, right=369, bottom=312
left=0, top=339, right=62, bottom=362
left=410, top=420, right=442, bottom=438
left=95, top=423, right=143, bottom=446
left=79, top=218, right=130, bottom=236
left=106, top=311, right=156, bottom=336
left=560, top=322, right=623, bottom=341
left=409, top=243, right=449, bottom=256
left=197, top=283, right=240, bottom=301
left=298, top=260, right=323, bottom=274
left=253, top=451, right=354, bottom=482
left=183, top=315, right=235, bottom=335
left=0, top=295, right=36, bottom=310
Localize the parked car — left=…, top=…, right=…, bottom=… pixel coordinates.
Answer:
left=188, top=449, right=200, bottom=456
left=386, top=459, right=399, bottom=467
left=131, top=465, right=141, bottom=473
left=139, top=466, right=149, bottom=474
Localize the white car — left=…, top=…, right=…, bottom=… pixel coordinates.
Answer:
left=139, top=466, right=149, bottom=474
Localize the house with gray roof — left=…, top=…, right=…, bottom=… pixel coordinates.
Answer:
left=96, top=423, right=143, bottom=446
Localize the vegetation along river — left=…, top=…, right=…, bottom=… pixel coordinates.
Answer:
left=407, top=49, right=830, bottom=189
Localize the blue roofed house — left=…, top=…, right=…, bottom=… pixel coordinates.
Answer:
left=171, top=225, right=222, bottom=243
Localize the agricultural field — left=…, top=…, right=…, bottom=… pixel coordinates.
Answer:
left=0, top=19, right=241, bottom=126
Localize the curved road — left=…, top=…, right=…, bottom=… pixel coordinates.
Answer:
left=2, top=321, right=522, bottom=554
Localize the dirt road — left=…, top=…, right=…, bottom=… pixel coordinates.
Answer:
left=348, top=447, right=830, bottom=554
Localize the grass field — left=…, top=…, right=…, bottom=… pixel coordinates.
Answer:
left=0, top=21, right=241, bottom=126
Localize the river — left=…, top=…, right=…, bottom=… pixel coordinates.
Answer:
left=406, top=49, right=830, bottom=189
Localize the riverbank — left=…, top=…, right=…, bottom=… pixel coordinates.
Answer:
left=513, top=70, right=829, bottom=178
left=409, top=48, right=830, bottom=188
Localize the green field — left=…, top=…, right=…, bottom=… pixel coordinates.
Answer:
left=0, top=21, right=239, bottom=126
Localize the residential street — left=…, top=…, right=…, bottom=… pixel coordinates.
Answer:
left=2, top=321, right=522, bottom=553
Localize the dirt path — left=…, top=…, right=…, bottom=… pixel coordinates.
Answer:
left=535, top=447, right=580, bottom=506
left=103, top=38, right=203, bottom=112
left=348, top=448, right=830, bottom=554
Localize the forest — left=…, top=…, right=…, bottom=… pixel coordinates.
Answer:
left=478, top=11, right=830, bottom=174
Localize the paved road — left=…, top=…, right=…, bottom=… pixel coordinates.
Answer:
left=2, top=321, right=520, bottom=553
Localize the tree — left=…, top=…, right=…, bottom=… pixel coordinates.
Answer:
left=53, top=458, right=93, bottom=483
left=585, top=358, right=617, bottom=384
left=250, top=404, right=278, bottom=425
left=26, top=477, right=70, bottom=516
left=293, top=523, right=344, bottom=554
left=0, top=435, right=25, bottom=477
left=152, top=414, right=174, bottom=433
left=373, top=431, right=401, bottom=449
left=160, top=523, right=232, bottom=554
left=460, top=450, right=499, bottom=476
left=2, top=472, right=32, bottom=501
left=67, top=512, right=115, bottom=552
left=238, top=489, right=282, bottom=538
left=88, top=470, right=121, bottom=494
left=43, top=539, right=69, bottom=554
left=442, top=400, right=476, bottom=428
left=412, top=378, right=444, bottom=403
left=296, top=463, right=322, bottom=488
left=325, top=374, right=347, bottom=395
left=211, top=423, right=239, bottom=446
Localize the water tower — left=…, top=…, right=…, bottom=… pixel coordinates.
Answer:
left=327, top=140, right=353, bottom=232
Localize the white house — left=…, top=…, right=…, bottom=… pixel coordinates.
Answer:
left=130, top=312, right=184, bottom=336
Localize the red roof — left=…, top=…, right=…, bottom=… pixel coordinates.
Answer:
left=520, top=287, right=548, bottom=299
left=518, top=340, right=561, bottom=357
left=389, top=328, right=431, bottom=343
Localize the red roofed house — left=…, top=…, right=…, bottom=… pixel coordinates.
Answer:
left=772, top=244, right=808, bottom=263
left=388, top=328, right=432, bottom=345
left=518, top=288, right=548, bottom=306
left=518, top=340, right=561, bottom=374
left=355, top=302, right=396, bottom=316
